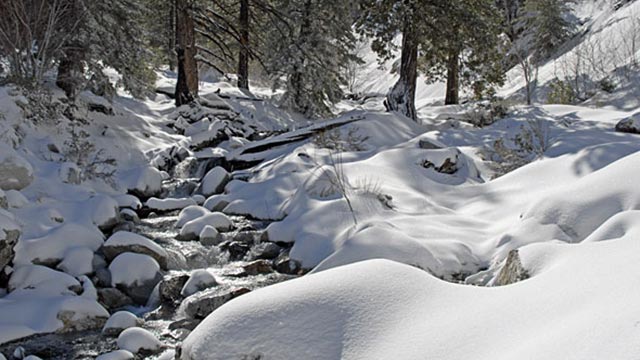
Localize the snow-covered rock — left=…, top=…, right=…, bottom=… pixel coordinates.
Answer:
left=200, top=167, right=230, bottom=196
left=102, top=311, right=144, bottom=337
left=103, top=231, right=168, bottom=270
left=146, top=197, right=197, bottom=212
left=181, top=269, right=218, bottom=297
left=119, top=166, right=163, bottom=198
left=4, top=190, right=28, bottom=208
left=176, top=206, right=210, bottom=228
left=0, top=210, right=20, bottom=272
left=114, top=194, right=142, bottom=210
left=95, top=350, right=134, bottom=360
left=0, top=144, right=34, bottom=190
left=179, top=212, right=233, bottom=241
left=199, top=225, right=221, bottom=246
left=615, top=113, right=640, bottom=134
left=109, top=253, right=162, bottom=304
left=90, top=195, right=120, bottom=231
left=181, top=287, right=250, bottom=320
left=13, top=223, right=104, bottom=267
left=56, top=247, right=95, bottom=276
left=116, top=327, right=163, bottom=354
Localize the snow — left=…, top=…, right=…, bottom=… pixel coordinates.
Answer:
left=4, top=190, right=28, bottom=209
left=176, top=206, right=210, bottom=228
left=116, top=327, right=162, bottom=354
left=103, top=311, right=142, bottom=335
left=146, top=197, right=197, bottom=211
left=119, top=166, right=163, bottom=197
left=0, top=143, right=34, bottom=191
left=181, top=269, right=218, bottom=297
left=13, top=223, right=104, bottom=266
left=104, top=231, right=168, bottom=262
left=109, top=253, right=160, bottom=288
left=56, top=246, right=95, bottom=276
left=96, top=350, right=134, bottom=360
left=200, top=167, right=229, bottom=196
left=179, top=212, right=233, bottom=240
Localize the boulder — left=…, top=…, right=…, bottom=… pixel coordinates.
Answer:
left=116, top=327, right=163, bottom=355
left=97, top=288, right=135, bottom=311
left=251, top=242, right=281, bottom=260
left=221, top=241, right=250, bottom=261
left=615, top=116, right=640, bottom=134
left=56, top=307, right=109, bottom=333
left=103, top=231, right=168, bottom=270
left=274, top=254, right=302, bottom=275
left=199, top=226, right=222, bottom=246
left=109, top=253, right=163, bottom=305
left=181, top=270, right=218, bottom=297
left=102, top=311, right=144, bottom=337
left=242, top=260, right=273, bottom=276
left=0, top=145, right=34, bottom=190
left=178, top=212, right=233, bottom=241
left=158, top=274, right=189, bottom=304
left=0, top=211, right=20, bottom=271
left=199, top=167, right=230, bottom=196
left=493, top=249, right=529, bottom=286
left=182, top=287, right=251, bottom=319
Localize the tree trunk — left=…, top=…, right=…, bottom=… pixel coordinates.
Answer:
left=237, top=0, right=250, bottom=90
left=56, top=44, right=85, bottom=99
left=385, top=21, right=418, bottom=121
left=444, top=49, right=460, bottom=105
left=168, top=0, right=176, bottom=71
left=175, top=0, right=198, bottom=106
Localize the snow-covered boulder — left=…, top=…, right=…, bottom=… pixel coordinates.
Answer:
left=59, top=162, right=81, bottom=185
left=13, top=223, right=104, bottom=267
left=109, top=253, right=162, bottom=304
left=102, top=311, right=144, bottom=337
left=8, top=265, right=80, bottom=295
left=0, top=210, right=20, bottom=272
left=200, top=167, right=230, bottom=196
left=4, top=190, right=28, bottom=208
left=176, top=206, right=210, bottom=228
left=114, top=194, right=142, bottom=210
left=181, top=269, right=218, bottom=297
left=90, top=195, right=120, bottom=231
left=103, top=231, right=168, bottom=270
left=119, top=166, right=163, bottom=198
left=203, top=195, right=229, bottom=212
left=0, top=144, right=34, bottom=190
left=97, top=287, right=135, bottom=311
left=615, top=113, right=640, bottom=134
left=116, top=327, right=163, bottom=354
left=179, top=212, right=233, bottom=241
left=56, top=246, right=95, bottom=276
left=146, top=197, right=197, bottom=212
left=96, top=350, right=134, bottom=360
left=199, top=225, right=222, bottom=246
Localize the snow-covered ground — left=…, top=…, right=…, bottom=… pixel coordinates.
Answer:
left=0, top=1, right=639, bottom=359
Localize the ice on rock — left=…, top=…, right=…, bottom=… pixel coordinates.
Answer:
left=116, top=327, right=162, bottom=354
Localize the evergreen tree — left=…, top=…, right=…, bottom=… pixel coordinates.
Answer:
left=264, top=0, right=360, bottom=118
left=524, top=0, right=575, bottom=63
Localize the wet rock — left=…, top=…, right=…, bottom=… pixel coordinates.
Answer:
left=242, top=260, right=273, bottom=276
left=165, top=249, right=188, bottom=270
left=0, top=190, right=7, bottom=209
left=168, top=318, right=201, bottom=331
left=0, top=145, right=34, bottom=191
left=494, top=249, right=529, bottom=286
left=98, top=288, right=135, bottom=310
left=159, top=274, right=189, bottom=304
left=221, top=241, right=250, bottom=261
left=183, top=287, right=251, bottom=319
left=274, top=254, right=302, bottom=275
left=0, top=216, right=20, bottom=272
left=94, top=267, right=112, bottom=288
left=232, top=231, right=257, bottom=244
left=251, top=242, right=281, bottom=260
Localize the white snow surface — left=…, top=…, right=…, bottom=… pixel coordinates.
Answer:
left=181, top=269, right=218, bottom=297
left=116, top=327, right=162, bottom=354
left=103, top=311, right=142, bottom=335
left=104, top=231, right=167, bottom=261
left=200, top=167, right=229, bottom=196
left=109, top=253, right=160, bottom=288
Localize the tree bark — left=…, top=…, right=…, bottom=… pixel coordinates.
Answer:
left=385, top=21, right=418, bottom=121
left=237, top=0, right=250, bottom=90
left=168, top=0, right=176, bottom=71
left=444, top=48, right=460, bottom=105
left=175, top=0, right=198, bottom=106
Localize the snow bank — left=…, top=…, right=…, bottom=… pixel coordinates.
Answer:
left=182, top=223, right=640, bottom=360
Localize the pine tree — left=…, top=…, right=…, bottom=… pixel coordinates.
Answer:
left=265, top=0, right=360, bottom=118
left=524, top=0, right=575, bottom=63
